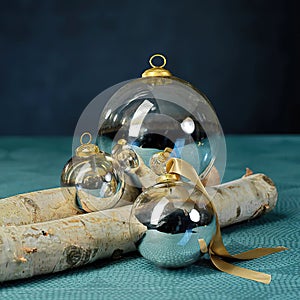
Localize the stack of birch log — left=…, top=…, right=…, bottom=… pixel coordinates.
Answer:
left=0, top=169, right=277, bottom=282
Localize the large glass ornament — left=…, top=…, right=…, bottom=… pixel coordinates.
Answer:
left=97, top=54, right=226, bottom=188
left=61, top=132, right=123, bottom=212
left=130, top=174, right=217, bottom=268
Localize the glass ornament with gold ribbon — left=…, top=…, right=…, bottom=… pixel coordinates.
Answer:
left=130, top=171, right=217, bottom=268
left=129, top=158, right=287, bottom=284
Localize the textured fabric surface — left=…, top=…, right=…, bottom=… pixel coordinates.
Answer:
left=0, top=135, right=299, bottom=299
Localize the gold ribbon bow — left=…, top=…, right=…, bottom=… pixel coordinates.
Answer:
left=166, top=158, right=287, bottom=284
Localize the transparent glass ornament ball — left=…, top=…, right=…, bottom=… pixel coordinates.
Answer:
left=61, top=152, right=121, bottom=211
left=130, top=179, right=217, bottom=268
left=97, top=76, right=225, bottom=180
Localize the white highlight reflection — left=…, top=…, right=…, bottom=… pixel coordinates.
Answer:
left=129, top=100, right=154, bottom=137
left=189, top=208, right=200, bottom=222
left=181, top=117, right=195, bottom=134
left=150, top=197, right=169, bottom=225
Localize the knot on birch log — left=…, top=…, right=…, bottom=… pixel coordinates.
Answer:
left=64, top=245, right=97, bottom=267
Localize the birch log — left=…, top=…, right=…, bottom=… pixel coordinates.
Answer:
left=207, top=173, right=277, bottom=227
left=0, top=205, right=142, bottom=282
left=0, top=173, right=277, bottom=282
left=0, top=187, right=80, bottom=226
left=0, top=184, right=140, bottom=226
left=0, top=167, right=218, bottom=226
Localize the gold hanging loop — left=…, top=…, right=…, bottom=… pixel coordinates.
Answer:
left=76, top=132, right=101, bottom=157
left=149, top=54, right=167, bottom=68
left=80, top=132, right=92, bottom=145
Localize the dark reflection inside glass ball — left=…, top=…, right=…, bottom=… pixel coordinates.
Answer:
left=132, top=182, right=215, bottom=237
left=98, top=98, right=208, bottom=151
left=98, top=97, right=213, bottom=176
left=136, top=204, right=214, bottom=234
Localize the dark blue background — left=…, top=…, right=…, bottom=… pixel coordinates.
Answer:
left=0, top=0, right=299, bottom=135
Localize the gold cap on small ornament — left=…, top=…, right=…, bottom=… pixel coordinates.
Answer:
left=76, top=132, right=103, bottom=158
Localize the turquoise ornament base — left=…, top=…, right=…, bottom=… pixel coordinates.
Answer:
left=138, top=216, right=216, bottom=268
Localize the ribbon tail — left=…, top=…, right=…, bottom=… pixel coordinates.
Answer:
left=210, top=225, right=288, bottom=260
left=166, top=158, right=287, bottom=284
left=232, top=246, right=288, bottom=260
left=209, top=223, right=233, bottom=258
left=210, top=255, right=271, bottom=284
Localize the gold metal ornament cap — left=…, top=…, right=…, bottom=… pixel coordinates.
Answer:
left=75, top=132, right=102, bottom=157
left=142, top=54, right=172, bottom=78
left=156, top=173, right=180, bottom=184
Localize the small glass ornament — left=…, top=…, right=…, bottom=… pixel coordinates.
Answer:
left=149, top=147, right=172, bottom=175
left=111, top=139, right=140, bottom=174
left=111, top=139, right=158, bottom=188
left=61, top=132, right=123, bottom=212
left=97, top=54, right=226, bottom=189
left=130, top=173, right=217, bottom=268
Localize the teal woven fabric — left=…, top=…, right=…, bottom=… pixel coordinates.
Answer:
left=0, top=135, right=299, bottom=299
